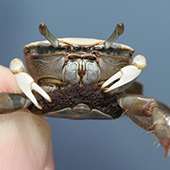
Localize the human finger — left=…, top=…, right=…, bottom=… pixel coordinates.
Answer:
left=0, top=65, right=54, bottom=170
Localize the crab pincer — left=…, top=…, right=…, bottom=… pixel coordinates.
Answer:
left=10, top=58, right=51, bottom=109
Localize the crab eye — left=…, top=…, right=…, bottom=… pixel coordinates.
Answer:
left=39, top=23, right=59, bottom=47
left=39, top=23, right=48, bottom=36
left=104, top=22, right=124, bottom=49
left=116, top=22, right=124, bottom=35
left=94, top=22, right=124, bottom=50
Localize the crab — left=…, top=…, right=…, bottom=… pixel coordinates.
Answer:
left=0, top=22, right=170, bottom=157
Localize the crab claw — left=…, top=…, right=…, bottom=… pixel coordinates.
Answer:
left=10, top=58, right=51, bottom=109
left=101, top=55, right=146, bottom=92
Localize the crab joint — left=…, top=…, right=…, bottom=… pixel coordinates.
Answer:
left=10, top=58, right=25, bottom=74
left=152, top=107, right=170, bottom=158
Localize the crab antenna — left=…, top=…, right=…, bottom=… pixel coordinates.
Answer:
left=39, top=23, right=59, bottom=47
left=104, top=22, right=124, bottom=49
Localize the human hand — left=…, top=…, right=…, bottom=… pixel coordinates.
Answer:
left=0, top=65, right=54, bottom=170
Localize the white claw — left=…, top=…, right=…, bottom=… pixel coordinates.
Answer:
left=10, top=58, right=51, bottom=109
left=101, top=71, right=122, bottom=89
left=101, top=55, right=146, bottom=92
left=102, top=65, right=141, bottom=92
left=14, top=73, right=51, bottom=109
left=31, top=83, right=51, bottom=102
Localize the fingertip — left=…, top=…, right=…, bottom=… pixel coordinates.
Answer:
left=0, top=65, right=21, bottom=93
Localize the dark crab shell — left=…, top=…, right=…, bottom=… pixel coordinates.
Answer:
left=23, top=38, right=135, bottom=83
left=23, top=38, right=135, bottom=119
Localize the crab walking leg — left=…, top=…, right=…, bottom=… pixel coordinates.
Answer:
left=117, top=95, right=170, bottom=157
left=0, top=93, right=31, bottom=113
left=101, top=55, right=146, bottom=93
left=10, top=58, right=51, bottom=109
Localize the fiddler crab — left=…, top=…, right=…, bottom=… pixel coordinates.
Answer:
left=0, top=22, right=170, bottom=157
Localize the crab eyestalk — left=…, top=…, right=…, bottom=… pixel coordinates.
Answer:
left=39, top=23, right=59, bottom=47
left=104, top=22, right=124, bottom=49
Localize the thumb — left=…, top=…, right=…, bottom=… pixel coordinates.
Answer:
left=0, top=65, right=54, bottom=170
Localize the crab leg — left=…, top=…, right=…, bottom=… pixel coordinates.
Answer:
left=0, top=93, right=31, bottom=114
left=117, top=95, right=170, bottom=157
left=101, top=55, right=146, bottom=93
left=10, top=58, right=51, bottom=109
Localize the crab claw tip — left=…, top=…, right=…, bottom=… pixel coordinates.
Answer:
left=162, top=141, right=170, bottom=158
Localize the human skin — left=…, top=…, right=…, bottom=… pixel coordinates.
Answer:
left=0, top=65, right=54, bottom=170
